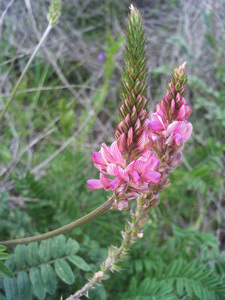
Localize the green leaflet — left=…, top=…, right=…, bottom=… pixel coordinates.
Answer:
left=41, top=264, right=57, bottom=295
left=54, top=258, right=74, bottom=284
left=14, top=245, right=27, bottom=270
left=3, top=278, right=18, bottom=300
left=38, top=239, right=52, bottom=263
left=68, top=255, right=90, bottom=271
left=0, top=261, right=14, bottom=279
left=65, top=238, right=80, bottom=255
left=17, top=272, right=32, bottom=300
left=0, top=246, right=6, bottom=252
left=30, top=268, right=46, bottom=300
left=51, top=235, right=66, bottom=258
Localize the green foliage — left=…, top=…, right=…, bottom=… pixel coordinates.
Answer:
left=0, top=191, right=34, bottom=241
left=0, top=246, right=13, bottom=280
left=0, top=236, right=89, bottom=299
left=112, top=226, right=225, bottom=300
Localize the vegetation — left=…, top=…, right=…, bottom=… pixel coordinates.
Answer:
left=0, top=0, right=224, bottom=299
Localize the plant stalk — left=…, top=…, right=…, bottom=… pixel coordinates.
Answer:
left=67, top=196, right=149, bottom=300
left=0, top=197, right=114, bottom=247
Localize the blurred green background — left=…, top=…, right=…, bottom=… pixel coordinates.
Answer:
left=0, top=0, right=225, bottom=299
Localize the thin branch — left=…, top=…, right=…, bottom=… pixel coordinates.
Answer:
left=0, top=196, right=114, bottom=247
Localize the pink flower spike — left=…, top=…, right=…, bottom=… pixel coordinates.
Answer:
left=87, top=179, right=104, bottom=190
left=141, top=170, right=161, bottom=184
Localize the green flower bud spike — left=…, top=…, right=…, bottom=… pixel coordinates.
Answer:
left=47, top=0, right=62, bottom=27
left=115, top=4, right=150, bottom=158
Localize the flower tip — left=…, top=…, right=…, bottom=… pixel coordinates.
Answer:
left=129, top=4, right=135, bottom=11
left=178, top=62, right=187, bottom=73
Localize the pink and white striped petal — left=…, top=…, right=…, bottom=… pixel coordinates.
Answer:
left=110, top=141, right=125, bottom=166
left=141, top=171, right=161, bottom=184
left=167, top=121, right=192, bottom=141
left=100, top=173, right=112, bottom=189
left=129, top=170, right=141, bottom=183
left=87, top=179, right=104, bottom=190
left=101, top=144, right=117, bottom=164
left=110, top=177, right=123, bottom=191
left=92, top=152, right=106, bottom=165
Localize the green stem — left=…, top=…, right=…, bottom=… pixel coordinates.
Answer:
left=67, top=196, right=149, bottom=300
left=0, top=197, right=114, bottom=247
left=0, top=23, right=53, bottom=123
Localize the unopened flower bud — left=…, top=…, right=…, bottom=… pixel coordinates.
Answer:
left=150, top=198, right=160, bottom=207
left=137, top=230, right=144, bottom=238
left=168, top=153, right=183, bottom=169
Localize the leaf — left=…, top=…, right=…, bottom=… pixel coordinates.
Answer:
left=26, top=242, right=39, bottom=267
left=41, top=264, right=57, bottom=295
left=14, top=245, right=27, bottom=269
left=54, top=258, right=74, bottom=284
left=68, top=255, right=90, bottom=271
left=0, top=246, right=6, bottom=252
left=0, top=253, right=9, bottom=260
left=0, top=261, right=14, bottom=279
left=3, top=277, right=18, bottom=300
left=176, top=278, right=184, bottom=296
left=30, top=268, right=46, bottom=300
left=17, top=271, right=32, bottom=300
left=51, top=235, right=66, bottom=259
left=39, top=240, right=52, bottom=263
left=65, top=238, right=80, bottom=256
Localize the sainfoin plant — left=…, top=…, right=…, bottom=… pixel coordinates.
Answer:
left=67, top=5, right=192, bottom=299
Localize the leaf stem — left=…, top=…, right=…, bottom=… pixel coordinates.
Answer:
left=0, top=197, right=114, bottom=247
left=0, top=23, right=53, bottom=123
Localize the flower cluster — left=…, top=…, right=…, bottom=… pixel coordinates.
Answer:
left=87, top=6, right=192, bottom=210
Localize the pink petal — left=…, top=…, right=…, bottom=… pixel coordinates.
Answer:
left=110, top=177, right=122, bottom=191
left=166, top=121, right=186, bottom=136
left=110, top=141, right=125, bottom=165
left=173, top=133, right=183, bottom=146
left=101, top=144, right=116, bottom=164
left=130, top=170, right=141, bottom=183
left=127, top=127, right=133, bottom=146
left=183, top=122, right=192, bottom=141
left=117, top=133, right=127, bottom=154
left=107, top=163, right=119, bottom=176
left=87, top=179, right=104, bottom=190
left=92, top=152, right=106, bottom=165
left=136, top=131, right=148, bottom=150
left=141, top=171, right=161, bottom=184
left=107, top=164, right=129, bottom=181
left=100, top=173, right=111, bottom=189
left=171, top=99, right=175, bottom=114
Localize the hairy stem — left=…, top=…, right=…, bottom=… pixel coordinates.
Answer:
left=67, top=196, right=149, bottom=300
left=0, top=197, right=114, bottom=247
left=0, top=23, right=52, bottom=123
